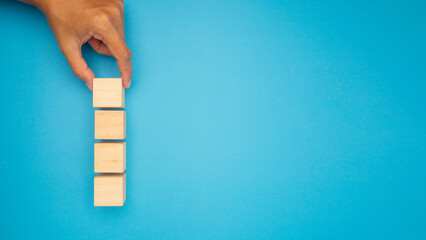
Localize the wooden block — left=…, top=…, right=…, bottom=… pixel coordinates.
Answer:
left=94, top=142, right=126, bottom=173
left=95, top=110, right=126, bottom=139
left=93, top=78, right=125, bottom=108
left=94, top=173, right=126, bottom=206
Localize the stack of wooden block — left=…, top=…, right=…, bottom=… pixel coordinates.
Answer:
left=93, top=78, right=126, bottom=207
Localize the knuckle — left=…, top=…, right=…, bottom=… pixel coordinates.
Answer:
left=57, top=38, right=70, bottom=54
left=122, top=48, right=132, bottom=59
left=116, top=2, right=124, bottom=11
left=67, top=59, right=86, bottom=79
left=58, top=43, right=67, bottom=54
left=100, top=2, right=122, bottom=20
left=59, top=44, right=73, bottom=57
left=122, top=69, right=132, bottom=77
left=93, top=11, right=113, bottom=28
left=109, top=5, right=122, bottom=18
left=72, top=69, right=85, bottom=79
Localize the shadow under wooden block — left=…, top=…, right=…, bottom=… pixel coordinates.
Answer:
left=93, top=78, right=125, bottom=108
left=94, top=173, right=126, bottom=206
left=95, top=142, right=126, bottom=173
left=95, top=110, right=126, bottom=140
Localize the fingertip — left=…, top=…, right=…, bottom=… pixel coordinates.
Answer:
left=124, top=79, right=131, bottom=88
left=84, top=69, right=95, bottom=91
left=121, top=74, right=131, bottom=89
left=85, top=81, right=93, bottom=91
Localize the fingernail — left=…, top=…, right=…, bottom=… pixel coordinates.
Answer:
left=85, top=82, right=93, bottom=91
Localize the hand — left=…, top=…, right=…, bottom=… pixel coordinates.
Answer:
left=20, top=0, right=132, bottom=90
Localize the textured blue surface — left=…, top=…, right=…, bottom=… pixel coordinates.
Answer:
left=0, top=0, right=425, bottom=239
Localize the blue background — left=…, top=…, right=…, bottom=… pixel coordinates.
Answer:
left=1, top=0, right=425, bottom=239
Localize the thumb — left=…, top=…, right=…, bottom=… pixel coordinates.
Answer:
left=60, top=41, right=95, bottom=90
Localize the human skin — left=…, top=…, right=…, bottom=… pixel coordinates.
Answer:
left=19, top=0, right=132, bottom=90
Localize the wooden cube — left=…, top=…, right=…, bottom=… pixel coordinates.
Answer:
left=94, top=173, right=126, bottom=206
left=93, top=78, right=125, bottom=108
left=94, top=142, right=126, bottom=173
left=95, top=110, right=126, bottom=139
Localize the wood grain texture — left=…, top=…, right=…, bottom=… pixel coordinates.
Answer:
left=95, top=110, right=126, bottom=139
left=94, top=142, right=126, bottom=173
left=94, top=173, right=126, bottom=206
left=93, top=78, right=125, bottom=108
